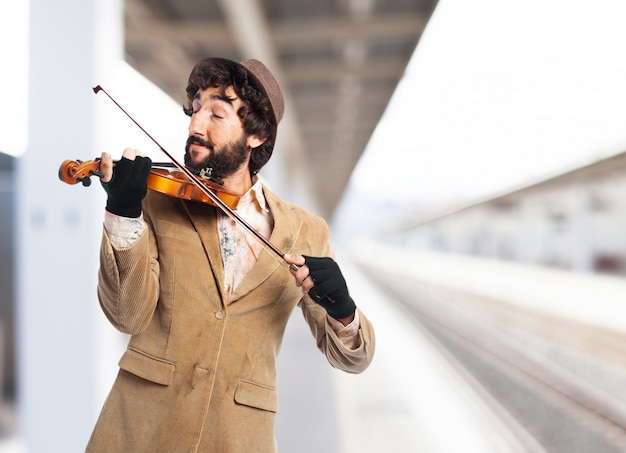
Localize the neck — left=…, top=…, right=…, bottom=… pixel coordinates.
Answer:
left=221, top=166, right=254, bottom=196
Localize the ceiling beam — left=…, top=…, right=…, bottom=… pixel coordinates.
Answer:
left=125, top=14, right=428, bottom=49
left=284, top=59, right=408, bottom=85
left=214, top=0, right=316, bottom=206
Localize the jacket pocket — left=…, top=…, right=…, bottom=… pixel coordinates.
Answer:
left=234, top=379, right=279, bottom=413
left=118, top=347, right=175, bottom=386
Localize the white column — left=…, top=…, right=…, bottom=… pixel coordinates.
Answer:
left=16, top=0, right=122, bottom=451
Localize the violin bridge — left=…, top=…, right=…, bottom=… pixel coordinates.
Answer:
left=199, top=167, right=224, bottom=185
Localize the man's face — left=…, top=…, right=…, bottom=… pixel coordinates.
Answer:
left=184, top=86, right=251, bottom=178
left=184, top=132, right=249, bottom=178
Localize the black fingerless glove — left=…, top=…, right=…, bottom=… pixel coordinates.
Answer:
left=101, top=156, right=152, bottom=218
left=303, top=256, right=357, bottom=320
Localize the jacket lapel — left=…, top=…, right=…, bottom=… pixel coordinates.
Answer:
left=229, top=185, right=303, bottom=303
left=180, top=200, right=226, bottom=302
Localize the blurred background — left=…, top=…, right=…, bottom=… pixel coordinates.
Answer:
left=2, top=0, right=626, bottom=451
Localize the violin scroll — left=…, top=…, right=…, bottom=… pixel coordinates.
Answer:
left=58, top=159, right=104, bottom=187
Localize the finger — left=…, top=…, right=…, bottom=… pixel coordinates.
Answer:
left=284, top=253, right=307, bottom=278
left=283, top=253, right=305, bottom=267
left=121, top=148, right=143, bottom=160
left=301, top=276, right=316, bottom=294
left=284, top=254, right=316, bottom=292
left=295, top=266, right=311, bottom=287
left=100, top=152, right=113, bottom=183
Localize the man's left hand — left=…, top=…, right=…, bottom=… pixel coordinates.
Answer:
left=284, top=254, right=357, bottom=323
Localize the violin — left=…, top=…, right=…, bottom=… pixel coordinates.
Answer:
left=58, top=158, right=240, bottom=209
left=60, top=84, right=297, bottom=271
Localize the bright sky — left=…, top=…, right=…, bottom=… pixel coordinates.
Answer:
left=347, top=0, right=626, bottom=213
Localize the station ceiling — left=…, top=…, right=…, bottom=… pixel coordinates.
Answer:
left=125, top=0, right=438, bottom=218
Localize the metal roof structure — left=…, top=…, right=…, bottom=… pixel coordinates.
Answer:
left=125, top=0, right=438, bottom=218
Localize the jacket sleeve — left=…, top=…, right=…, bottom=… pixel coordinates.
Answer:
left=295, top=214, right=375, bottom=374
left=97, top=225, right=160, bottom=335
left=299, top=299, right=375, bottom=374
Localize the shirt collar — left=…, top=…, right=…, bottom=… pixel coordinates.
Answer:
left=237, top=177, right=269, bottom=213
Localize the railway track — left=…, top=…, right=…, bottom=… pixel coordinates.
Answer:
left=358, top=264, right=626, bottom=453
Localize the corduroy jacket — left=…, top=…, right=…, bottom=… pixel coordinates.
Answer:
left=86, top=185, right=375, bottom=453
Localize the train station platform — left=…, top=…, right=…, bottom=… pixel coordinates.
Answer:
left=351, top=241, right=626, bottom=334
left=275, top=248, right=530, bottom=453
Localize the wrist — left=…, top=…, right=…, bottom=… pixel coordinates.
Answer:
left=105, top=203, right=143, bottom=218
left=334, top=312, right=355, bottom=326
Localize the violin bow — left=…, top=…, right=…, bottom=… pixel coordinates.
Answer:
left=93, top=85, right=298, bottom=271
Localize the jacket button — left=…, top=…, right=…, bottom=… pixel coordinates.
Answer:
left=215, top=311, right=224, bottom=320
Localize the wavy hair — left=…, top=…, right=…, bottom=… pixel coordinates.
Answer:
left=183, top=58, right=277, bottom=175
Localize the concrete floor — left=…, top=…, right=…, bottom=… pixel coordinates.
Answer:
left=274, top=255, right=521, bottom=453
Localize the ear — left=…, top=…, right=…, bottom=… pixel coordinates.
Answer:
left=246, top=134, right=267, bottom=149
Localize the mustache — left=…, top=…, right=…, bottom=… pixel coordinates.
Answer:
left=186, top=135, right=214, bottom=150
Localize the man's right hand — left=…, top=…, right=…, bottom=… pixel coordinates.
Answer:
left=100, top=149, right=152, bottom=218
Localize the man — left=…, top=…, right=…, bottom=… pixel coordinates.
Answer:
left=85, top=58, right=375, bottom=453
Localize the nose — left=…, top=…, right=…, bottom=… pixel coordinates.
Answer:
left=188, top=110, right=209, bottom=138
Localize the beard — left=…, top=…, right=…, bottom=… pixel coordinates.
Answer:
left=184, top=135, right=250, bottom=179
